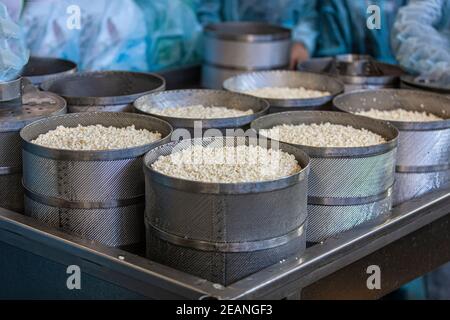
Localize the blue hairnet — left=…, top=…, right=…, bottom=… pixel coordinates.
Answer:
left=0, top=2, right=28, bottom=82
left=21, top=0, right=147, bottom=71
left=392, top=0, right=450, bottom=84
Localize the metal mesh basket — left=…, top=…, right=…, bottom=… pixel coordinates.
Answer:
left=134, top=89, right=269, bottom=132
left=144, top=136, right=310, bottom=285
left=334, top=89, right=450, bottom=205
left=251, top=111, right=399, bottom=242
left=223, top=70, right=344, bottom=112
left=41, top=71, right=166, bottom=113
left=21, top=112, right=173, bottom=248
left=0, top=84, right=67, bottom=213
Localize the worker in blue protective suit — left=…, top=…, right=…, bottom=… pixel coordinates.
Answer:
left=0, top=1, right=28, bottom=82
left=20, top=0, right=148, bottom=71
left=196, top=0, right=319, bottom=68
left=314, top=0, right=406, bottom=64
left=135, top=0, right=204, bottom=71
left=392, top=0, right=450, bottom=85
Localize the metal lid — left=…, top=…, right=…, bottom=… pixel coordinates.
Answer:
left=333, top=89, right=450, bottom=131
left=204, top=22, right=291, bottom=42
left=144, top=136, right=310, bottom=195
left=223, top=70, right=344, bottom=108
left=21, top=56, right=77, bottom=85
left=0, top=85, right=67, bottom=132
left=134, top=89, right=270, bottom=129
left=0, top=77, right=22, bottom=102
left=401, top=74, right=450, bottom=94
left=40, top=71, right=166, bottom=106
left=21, top=112, right=173, bottom=161
left=299, top=55, right=404, bottom=86
left=251, top=111, right=399, bottom=158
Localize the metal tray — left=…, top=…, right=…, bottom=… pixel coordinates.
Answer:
left=1, top=188, right=449, bottom=299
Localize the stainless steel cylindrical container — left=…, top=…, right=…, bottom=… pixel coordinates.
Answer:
left=134, top=89, right=269, bottom=136
left=224, top=70, right=344, bottom=113
left=251, top=111, right=399, bottom=243
left=21, top=57, right=77, bottom=86
left=40, top=71, right=166, bottom=113
left=144, top=137, right=310, bottom=285
left=299, top=54, right=404, bottom=92
left=202, top=22, right=291, bottom=89
left=334, top=89, right=450, bottom=206
left=0, top=79, right=67, bottom=213
left=21, top=112, right=173, bottom=250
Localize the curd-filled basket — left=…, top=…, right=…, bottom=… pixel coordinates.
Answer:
left=252, top=111, right=399, bottom=242
left=144, top=136, right=310, bottom=285
left=223, top=70, right=344, bottom=112
left=334, top=89, right=450, bottom=205
left=20, top=112, right=172, bottom=250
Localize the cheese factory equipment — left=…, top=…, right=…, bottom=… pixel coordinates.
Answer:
left=20, top=112, right=173, bottom=250
left=0, top=78, right=66, bottom=213
left=143, top=136, right=310, bottom=285
left=334, top=89, right=450, bottom=206
left=40, top=71, right=166, bottom=113
left=202, top=22, right=291, bottom=89
left=21, top=57, right=77, bottom=86
left=252, top=111, right=399, bottom=242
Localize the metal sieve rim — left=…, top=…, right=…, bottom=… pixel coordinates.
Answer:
left=204, top=22, right=291, bottom=42
left=40, top=71, right=166, bottom=105
left=143, top=136, right=310, bottom=195
left=20, top=112, right=173, bottom=161
left=133, top=89, right=270, bottom=129
left=223, top=70, right=345, bottom=108
left=251, top=111, right=399, bottom=158
left=333, top=89, right=450, bottom=131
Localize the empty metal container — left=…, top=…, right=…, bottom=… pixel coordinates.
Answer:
left=401, top=75, right=450, bottom=97
left=40, top=71, right=166, bottom=113
left=223, top=70, right=344, bottom=113
left=252, top=111, right=399, bottom=243
left=144, top=137, right=310, bottom=285
left=134, top=89, right=269, bottom=136
left=0, top=79, right=66, bottom=213
left=21, top=57, right=77, bottom=86
left=334, top=89, right=450, bottom=206
left=298, top=54, right=404, bottom=92
left=21, top=112, right=172, bottom=250
left=202, top=22, right=291, bottom=89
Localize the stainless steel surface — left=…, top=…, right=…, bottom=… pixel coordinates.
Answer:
left=21, top=112, right=173, bottom=248
left=144, top=136, right=310, bottom=285
left=0, top=82, right=67, bottom=213
left=22, top=57, right=77, bottom=86
left=40, top=71, right=166, bottom=113
left=299, top=55, right=404, bottom=92
left=401, top=74, right=450, bottom=96
left=334, top=89, right=450, bottom=206
left=201, top=64, right=249, bottom=89
left=0, top=77, right=22, bottom=102
left=251, top=111, right=398, bottom=242
left=0, top=187, right=448, bottom=299
left=134, top=89, right=269, bottom=131
left=204, top=22, right=291, bottom=69
left=223, top=71, right=344, bottom=112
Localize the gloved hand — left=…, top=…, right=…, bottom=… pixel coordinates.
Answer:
left=0, top=2, right=28, bottom=82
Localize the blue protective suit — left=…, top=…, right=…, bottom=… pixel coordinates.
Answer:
left=21, top=0, right=148, bottom=71
left=392, top=0, right=450, bottom=84
left=135, top=0, right=203, bottom=71
left=0, top=2, right=28, bottom=81
left=196, top=0, right=319, bottom=55
left=315, top=0, right=406, bottom=63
